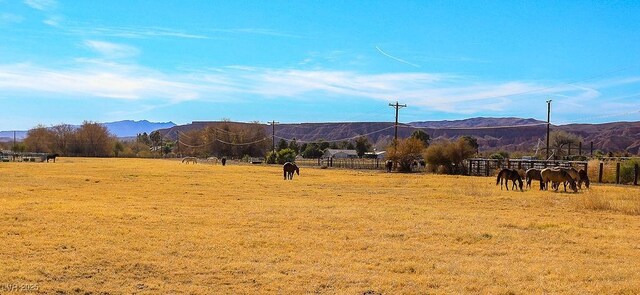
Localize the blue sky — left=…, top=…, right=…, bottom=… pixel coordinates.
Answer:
left=1, top=0, right=639, bottom=130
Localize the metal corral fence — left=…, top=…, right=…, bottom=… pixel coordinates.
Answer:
left=0, top=151, right=49, bottom=162
left=466, top=157, right=639, bottom=186
left=465, top=159, right=588, bottom=177
left=296, top=158, right=387, bottom=170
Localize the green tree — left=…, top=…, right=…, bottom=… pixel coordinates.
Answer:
left=460, top=135, right=478, bottom=154
left=355, top=136, right=372, bottom=158
left=411, top=130, right=431, bottom=147
left=548, top=130, right=581, bottom=159
left=113, top=141, right=124, bottom=157
left=137, top=132, right=151, bottom=145
left=277, top=139, right=288, bottom=151
left=149, top=131, right=162, bottom=147
left=288, top=139, right=300, bottom=154
left=302, top=143, right=323, bottom=158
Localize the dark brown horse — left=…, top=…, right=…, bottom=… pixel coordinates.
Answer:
left=385, top=160, right=393, bottom=172
left=46, top=153, right=59, bottom=163
left=496, top=168, right=523, bottom=191
left=578, top=169, right=590, bottom=189
left=525, top=168, right=544, bottom=190
left=283, top=162, right=299, bottom=180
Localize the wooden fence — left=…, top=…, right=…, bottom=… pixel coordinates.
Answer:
left=466, top=158, right=639, bottom=186
left=296, top=158, right=386, bottom=170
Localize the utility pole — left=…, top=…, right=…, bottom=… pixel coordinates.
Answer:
left=389, top=101, right=407, bottom=147
left=176, top=132, right=180, bottom=157
left=269, top=120, right=279, bottom=153
left=546, top=100, right=552, bottom=160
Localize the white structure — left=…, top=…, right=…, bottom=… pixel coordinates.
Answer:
left=364, top=151, right=387, bottom=159
left=323, top=149, right=359, bottom=159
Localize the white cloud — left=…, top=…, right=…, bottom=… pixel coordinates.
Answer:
left=24, top=0, right=57, bottom=11
left=69, top=25, right=209, bottom=39
left=84, top=40, right=140, bottom=59
left=0, top=60, right=636, bottom=118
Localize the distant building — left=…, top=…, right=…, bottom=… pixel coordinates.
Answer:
left=323, top=149, right=359, bottom=159
left=364, top=151, right=387, bottom=159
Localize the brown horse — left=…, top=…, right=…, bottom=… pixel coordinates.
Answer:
left=182, top=157, right=197, bottom=164
left=496, top=168, right=523, bottom=191
left=540, top=168, right=577, bottom=192
left=385, top=160, right=393, bottom=172
left=46, top=153, right=59, bottom=163
left=578, top=169, right=590, bottom=189
left=525, top=168, right=544, bottom=190
left=283, top=162, right=299, bottom=180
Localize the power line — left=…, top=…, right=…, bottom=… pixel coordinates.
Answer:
left=274, top=125, right=396, bottom=143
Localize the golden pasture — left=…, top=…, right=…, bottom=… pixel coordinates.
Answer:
left=1, top=158, right=639, bottom=294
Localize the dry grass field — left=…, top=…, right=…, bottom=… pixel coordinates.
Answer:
left=1, top=158, right=640, bottom=294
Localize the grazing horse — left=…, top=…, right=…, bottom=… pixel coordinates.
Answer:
left=578, top=169, right=590, bottom=189
left=206, top=156, right=219, bottom=164
left=553, top=167, right=581, bottom=190
left=525, top=168, right=544, bottom=190
left=385, top=160, right=393, bottom=172
left=181, top=157, right=197, bottom=164
left=283, top=162, right=299, bottom=180
left=46, top=153, right=59, bottom=163
left=540, top=168, right=578, bottom=192
left=496, top=168, right=523, bottom=191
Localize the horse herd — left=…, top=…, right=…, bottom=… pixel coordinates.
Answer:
left=496, top=166, right=590, bottom=193
left=179, top=156, right=590, bottom=189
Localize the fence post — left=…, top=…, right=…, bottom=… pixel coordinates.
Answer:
left=476, top=160, right=480, bottom=175
left=485, top=160, right=489, bottom=177
left=634, top=164, right=638, bottom=186
left=579, top=142, right=582, bottom=156
left=590, top=141, right=593, bottom=156
left=330, top=157, right=333, bottom=167
left=616, top=162, right=621, bottom=184
left=507, top=159, right=511, bottom=169
left=598, top=162, right=604, bottom=183
left=518, top=161, right=522, bottom=170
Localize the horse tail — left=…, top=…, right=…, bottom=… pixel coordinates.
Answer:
left=496, top=170, right=503, bottom=186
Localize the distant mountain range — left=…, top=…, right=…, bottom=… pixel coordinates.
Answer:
left=4, top=118, right=639, bottom=154
left=0, top=120, right=176, bottom=142
left=157, top=117, right=640, bottom=154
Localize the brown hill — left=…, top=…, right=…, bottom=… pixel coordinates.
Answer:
left=159, top=118, right=640, bottom=155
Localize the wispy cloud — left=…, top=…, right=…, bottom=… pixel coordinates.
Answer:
left=24, top=0, right=57, bottom=11
left=0, top=62, right=200, bottom=101
left=68, top=25, right=209, bottom=39
left=84, top=40, right=140, bottom=59
left=0, top=60, right=637, bottom=118
left=210, top=28, right=302, bottom=38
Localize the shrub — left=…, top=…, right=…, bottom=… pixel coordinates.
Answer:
left=266, top=151, right=277, bottom=164
left=620, top=159, right=640, bottom=184
left=276, top=148, right=297, bottom=164
left=423, top=138, right=476, bottom=174
left=386, top=138, right=426, bottom=172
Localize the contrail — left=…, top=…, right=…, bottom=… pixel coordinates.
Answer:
left=375, top=46, right=420, bottom=68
